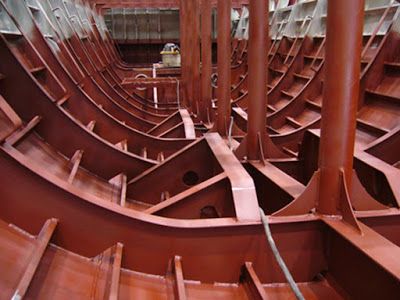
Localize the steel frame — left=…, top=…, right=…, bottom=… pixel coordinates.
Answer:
left=0, top=0, right=399, bottom=298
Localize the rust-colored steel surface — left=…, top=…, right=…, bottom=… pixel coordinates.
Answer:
left=179, top=0, right=200, bottom=112
left=318, top=0, right=365, bottom=213
left=216, top=0, right=232, bottom=136
left=246, top=0, right=269, bottom=160
left=0, top=0, right=400, bottom=299
left=235, top=0, right=284, bottom=160
left=200, top=0, right=213, bottom=124
left=90, top=0, right=250, bottom=9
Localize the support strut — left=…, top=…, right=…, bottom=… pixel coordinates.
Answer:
left=216, top=0, right=232, bottom=136
left=318, top=0, right=364, bottom=214
left=200, top=0, right=212, bottom=124
left=273, top=0, right=387, bottom=232
left=179, top=0, right=200, bottom=111
left=235, top=0, right=284, bottom=160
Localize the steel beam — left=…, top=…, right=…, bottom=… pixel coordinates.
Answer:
left=91, top=0, right=249, bottom=10
left=216, top=0, right=232, bottom=136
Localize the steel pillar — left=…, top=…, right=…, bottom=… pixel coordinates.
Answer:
left=216, top=0, right=232, bottom=136
left=191, top=0, right=201, bottom=115
left=235, top=0, right=284, bottom=160
left=179, top=0, right=200, bottom=110
left=318, top=0, right=364, bottom=214
left=274, top=0, right=386, bottom=228
left=200, top=0, right=212, bottom=124
left=246, top=0, right=268, bottom=160
left=179, top=0, right=190, bottom=108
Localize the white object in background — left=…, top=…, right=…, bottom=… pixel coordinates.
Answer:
left=152, top=64, right=158, bottom=109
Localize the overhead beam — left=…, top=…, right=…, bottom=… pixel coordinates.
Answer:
left=91, top=0, right=249, bottom=10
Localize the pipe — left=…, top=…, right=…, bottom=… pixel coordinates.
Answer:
left=247, top=0, right=269, bottom=160
left=318, top=0, right=365, bottom=214
left=216, top=0, right=232, bottom=136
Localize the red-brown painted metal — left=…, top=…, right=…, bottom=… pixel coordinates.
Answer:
left=90, top=0, right=250, bottom=9
left=191, top=0, right=201, bottom=117
left=246, top=0, right=268, bottom=160
left=216, top=0, right=232, bottom=136
left=235, top=0, right=284, bottom=160
left=178, top=0, right=201, bottom=113
left=272, top=0, right=388, bottom=225
left=1, top=0, right=400, bottom=299
left=318, top=0, right=365, bottom=214
left=200, top=0, right=213, bottom=124
left=179, top=0, right=190, bottom=109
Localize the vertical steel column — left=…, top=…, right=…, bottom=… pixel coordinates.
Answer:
left=179, top=0, right=200, bottom=110
left=200, top=0, right=212, bottom=123
left=247, top=0, right=268, bottom=160
left=179, top=0, right=190, bottom=108
left=318, top=0, right=365, bottom=214
left=191, top=0, right=201, bottom=114
left=216, top=0, right=232, bottom=136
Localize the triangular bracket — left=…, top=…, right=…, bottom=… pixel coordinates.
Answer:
left=271, top=169, right=389, bottom=235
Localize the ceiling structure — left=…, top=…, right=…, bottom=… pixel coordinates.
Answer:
left=90, top=0, right=250, bottom=10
